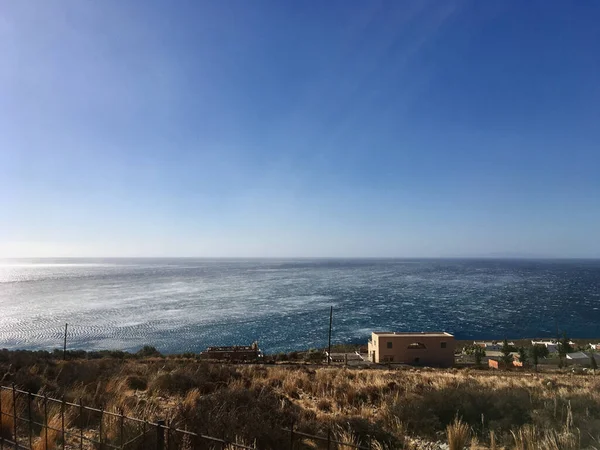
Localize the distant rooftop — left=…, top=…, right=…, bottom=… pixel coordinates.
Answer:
left=373, top=331, right=453, bottom=338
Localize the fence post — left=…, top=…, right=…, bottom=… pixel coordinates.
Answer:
left=166, top=419, right=171, bottom=450
left=156, top=420, right=165, bottom=450
left=61, top=396, right=66, bottom=450
left=98, top=404, right=103, bottom=450
left=44, top=394, right=49, bottom=450
left=79, top=398, right=84, bottom=450
left=289, top=421, right=294, bottom=450
left=12, top=384, right=17, bottom=450
left=327, top=429, right=331, bottom=450
left=27, top=392, right=33, bottom=449
left=60, top=395, right=67, bottom=450
left=0, top=387, right=3, bottom=450
left=143, top=420, right=147, bottom=449
left=119, top=408, right=124, bottom=449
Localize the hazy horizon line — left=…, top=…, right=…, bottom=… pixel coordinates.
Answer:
left=2, top=255, right=599, bottom=261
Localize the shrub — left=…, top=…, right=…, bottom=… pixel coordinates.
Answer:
left=389, top=379, right=531, bottom=435
left=304, top=351, right=324, bottom=363
left=136, top=346, right=162, bottom=358
left=317, top=398, right=332, bottom=412
left=148, top=372, right=196, bottom=395
left=126, top=376, right=148, bottom=391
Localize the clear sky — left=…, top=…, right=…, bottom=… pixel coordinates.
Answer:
left=1, top=1, right=599, bottom=258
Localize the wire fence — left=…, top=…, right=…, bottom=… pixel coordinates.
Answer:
left=0, top=384, right=372, bottom=450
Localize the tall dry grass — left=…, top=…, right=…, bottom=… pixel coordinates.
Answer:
left=512, top=424, right=537, bottom=450
left=446, top=417, right=470, bottom=450
left=333, top=426, right=361, bottom=449
left=31, top=411, right=69, bottom=450
left=2, top=352, right=600, bottom=449
left=512, top=424, right=580, bottom=450
left=0, top=389, right=15, bottom=440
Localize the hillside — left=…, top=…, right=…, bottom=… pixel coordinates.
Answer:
left=1, top=349, right=599, bottom=449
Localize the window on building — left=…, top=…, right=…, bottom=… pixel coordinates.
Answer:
left=387, top=341, right=392, bottom=349
left=441, top=342, right=447, bottom=348
left=407, top=342, right=427, bottom=349
left=414, top=357, right=420, bottom=364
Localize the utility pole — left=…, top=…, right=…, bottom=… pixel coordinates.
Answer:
left=63, top=323, right=68, bottom=360
left=327, top=306, right=333, bottom=365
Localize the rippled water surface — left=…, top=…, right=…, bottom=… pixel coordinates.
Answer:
left=1, top=258, right=599, bottom=353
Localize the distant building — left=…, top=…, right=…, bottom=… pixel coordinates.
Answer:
left=531, top=340, right=559, bottom=354
left=474, top=341, right=515, bottom=351
left=566, top=351, right=600, bottom=366
left=199, top=341, right=261, bottom=361
left=485, top=350, right=520, bottom=359
left=589, top=343, right=600, bottom=351
left=367, top=331, right=455, bottom=367
left=474, top=342, right=501, bottom=351
left=326, top=352, right=366, bottom=366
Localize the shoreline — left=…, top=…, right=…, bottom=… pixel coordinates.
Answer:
left=2, top=336, right=599, bottom=358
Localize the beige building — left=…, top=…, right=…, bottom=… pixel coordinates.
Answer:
left=367, top=331, right=455, bottom=367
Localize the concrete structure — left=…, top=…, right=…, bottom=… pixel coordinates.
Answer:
left=368, top=331, right=455, bottom=367
left=199, top=341, right=261, bottom=361
left=474, top=341, right=515, bottom=351
left=566, top=351, right=600, bottom=366
left=474, top=341, right=502, bottom=351
left=326, top=352, right=371, bottom=367
left=485, top=350, right=520, bottom=359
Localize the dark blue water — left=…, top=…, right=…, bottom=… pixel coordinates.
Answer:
left=1, top=258, right=599, bottom=353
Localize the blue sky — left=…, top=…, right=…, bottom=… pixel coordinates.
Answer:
left=1, top=1, right=599, bottom=258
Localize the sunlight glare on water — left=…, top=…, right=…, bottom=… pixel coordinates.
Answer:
left=0, top=258, right=599, bottom=353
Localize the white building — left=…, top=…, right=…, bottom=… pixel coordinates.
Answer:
left=474, top=341, right=514, bottom=351
left=531, top=339, right=577, bottom=354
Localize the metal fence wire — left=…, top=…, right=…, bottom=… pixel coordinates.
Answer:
left=0, top=385, right=372, bottom=450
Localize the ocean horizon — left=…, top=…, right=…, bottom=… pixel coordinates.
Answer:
left=1, top=258, right=599, bottom=353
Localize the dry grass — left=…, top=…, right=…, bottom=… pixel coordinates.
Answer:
left=31, top=412, right=68, bottom=450
left=446, top=417, right=470, bottom=450
left=511, top=424, right=537, bottom=450
left=333, top=426, right=361, bottom=449
left=1, top=389, right=15, bottom=440
left=2, top=353, right=600, bottom=449
left=489, top=430, right=496, bottom=450
left=512, top=424, right=580, bottom=450
left=223, top=436, right=257, bottom=449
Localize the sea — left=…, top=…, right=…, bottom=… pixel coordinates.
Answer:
left=0, top=258, right=599, bottom=354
